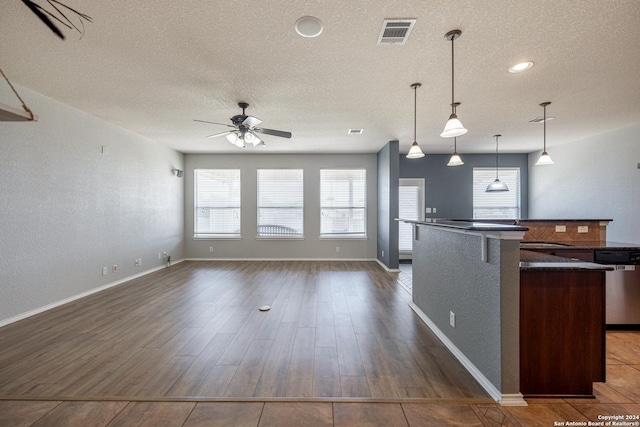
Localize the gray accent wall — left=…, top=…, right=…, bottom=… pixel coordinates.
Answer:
left=0, top=86, right=184, bottom=324
left=377, top=141, right=399, bottom=269
left=183, top=153, right=378, bottom=260
left=412, top=225, right=521, bottom=395
left=400, top=153, right=529, bottom=219
left=528, top=124, right=640, bottom=243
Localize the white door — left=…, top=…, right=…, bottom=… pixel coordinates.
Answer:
left=398, top=178, right=425, bottom=259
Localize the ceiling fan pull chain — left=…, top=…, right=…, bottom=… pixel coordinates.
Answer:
left=0, top=67, right=35, bottom=121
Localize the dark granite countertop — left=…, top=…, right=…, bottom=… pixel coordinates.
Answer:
left=520, top=240, right=640, bottom=250
left=397, top=218, right=529, bottom=232
left=520, top=250, right=614, bottom=271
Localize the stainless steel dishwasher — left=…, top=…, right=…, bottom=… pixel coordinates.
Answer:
left=594, top=249, right=640, bottom=326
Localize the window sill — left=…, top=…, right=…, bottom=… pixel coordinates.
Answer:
left=319, top=235, right=368, bottom=240
left=193, top=235, right=242, bottom=240
left=255, top=236, right=305, bottom=240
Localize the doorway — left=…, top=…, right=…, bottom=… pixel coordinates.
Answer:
left=398, top=178, right=425, bottom=260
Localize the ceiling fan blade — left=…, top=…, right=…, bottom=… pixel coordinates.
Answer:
left=205, top=130, right=234, bottom=139
left=193, top=119, right=235, bottom=128
left=242, top=115, right=262, bottom=128
left=254, top=127, right=292, bottom=139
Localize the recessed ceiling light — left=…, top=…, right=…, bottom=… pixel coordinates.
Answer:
left=509, top=61, right=534, bottom=73
left=295, top=16, right=323, bottom=38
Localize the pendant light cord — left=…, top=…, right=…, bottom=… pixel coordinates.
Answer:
left=413, top=85, right=417, bottom=142
left=543, top=104, right=547, bottom=151
left=494, top=135, right=500, bottom=178
left=0, top=67, right=34, bottom=120
left=451, top=36, right=455, bottom=112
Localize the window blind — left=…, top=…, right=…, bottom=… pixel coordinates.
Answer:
left=472, top=167, right=521, bottom=219
left=257, top=169, right=304, bottom=237
left=398, top=183, right=421, bottom=252
left=194, top=169, right=241, bottom=237
left=320, top=169, right=366, bottom=236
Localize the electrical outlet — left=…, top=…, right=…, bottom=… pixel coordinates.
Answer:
left=578, top=226, right=589, bottom=233
left=209, top=246, right=214, bottom=253
left=139, top=258, right=142, bottom=265
left=113, top=265, right=118, bottom=273
left=381, top=250, right=384, bottom=257
left=450, top=311, right=456, bottom=328
left=336, top=246, right=340, bottom=253
left=555, top=225, right=566, bottom=232
left=157, top=252, right=162, bottom=259
left=433, top=208, right=437, bottom=214
left=102, top=267, right=108, bottom=276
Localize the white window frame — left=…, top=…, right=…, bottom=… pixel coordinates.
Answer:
left=194, top=169, right=241, bottom=239
left=256, top=169, right=304, bottom=239
left=472, top=167, right=521, bottom=219
left=320, top=169, right=367, bottom=239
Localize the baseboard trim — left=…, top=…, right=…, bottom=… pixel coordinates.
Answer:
left=185, top=257, right=378, bottom=262
left=0, top=259, right=185, bottom=328
left=409, top=302, right=527, bottom=407
left=375, top=258, right=400, bottom=272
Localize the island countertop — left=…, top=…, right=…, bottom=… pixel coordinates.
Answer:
left=397, top=218, right=529, bottom=232
left=519, top=249, right=614, bottom=271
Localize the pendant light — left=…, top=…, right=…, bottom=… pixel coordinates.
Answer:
left=535, top=102, right=554, bottom=165
left=440, top=30, right=467, bottom=138
left=486, top=134, right=509, bottom=192
left=447, top=137, right=464, bottom=166
left=406, top=83, right=425, bottom=159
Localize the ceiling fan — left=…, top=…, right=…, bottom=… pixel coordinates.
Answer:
left=194, top=102, right=292, bottom=148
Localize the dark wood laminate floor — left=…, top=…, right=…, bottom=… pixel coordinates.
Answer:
left=1, top=261, right=639, bottom=426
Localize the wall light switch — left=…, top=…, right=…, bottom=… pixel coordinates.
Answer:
left=578, top=226, right=589, bottom=233
left=425, top=207, right=432, bottom=214
left=555, top=225, right=566, bottom=232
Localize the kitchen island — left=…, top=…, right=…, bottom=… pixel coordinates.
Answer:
left=401, top=219, right=614, bottom=404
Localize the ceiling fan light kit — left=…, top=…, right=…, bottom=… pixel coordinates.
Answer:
left=441, top=30, right=467, bottom=138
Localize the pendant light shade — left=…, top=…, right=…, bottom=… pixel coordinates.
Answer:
left=535, top=101, right=554, bottom=165
left=406, top=83, right=425, bottom=159
left=486, top=134, right=509, bottom=192
left=441, top=30, right=467, bottom=138
left=447, top=137, right=464, bottom=166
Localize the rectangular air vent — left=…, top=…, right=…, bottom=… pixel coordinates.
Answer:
left=348, top=129, right=364, bottom=134
left=377, top=19, right=416, bottom=45
left=529, top=117, right=555, bottom=123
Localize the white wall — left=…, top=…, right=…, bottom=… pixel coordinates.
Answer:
left=0, top=86, right=184, bottom=324
left=528, top=124, right=640, bottom=243
left=184, top=153, right=378, bottom=260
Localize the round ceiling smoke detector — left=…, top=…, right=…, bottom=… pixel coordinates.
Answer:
left=295, top=16, right=323, bottom=38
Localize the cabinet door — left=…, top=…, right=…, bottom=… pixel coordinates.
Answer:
left=520, top=270, right=605, bottom=396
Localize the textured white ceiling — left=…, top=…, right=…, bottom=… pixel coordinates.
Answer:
left=2, top=0, right=639, bottom=154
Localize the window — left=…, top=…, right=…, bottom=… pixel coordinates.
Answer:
left=320, top=169, right=366, bottom=237
left=399, top=178, right=425, bottom=253
left=194, top=169, right=241, bottom=238
left=257, top=169, right=304, bottom=238
left=473, top=168, right=521, bottom=219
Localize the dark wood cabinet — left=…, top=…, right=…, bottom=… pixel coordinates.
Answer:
left=520, top=269, right=606, bottom=397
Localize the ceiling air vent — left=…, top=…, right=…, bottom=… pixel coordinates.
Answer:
left=348, top=129, right=364, bottom=135
left=377, top=19, right=416, bottom=45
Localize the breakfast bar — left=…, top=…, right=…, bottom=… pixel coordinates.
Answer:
left=402, top=219, right=613, bottom=404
